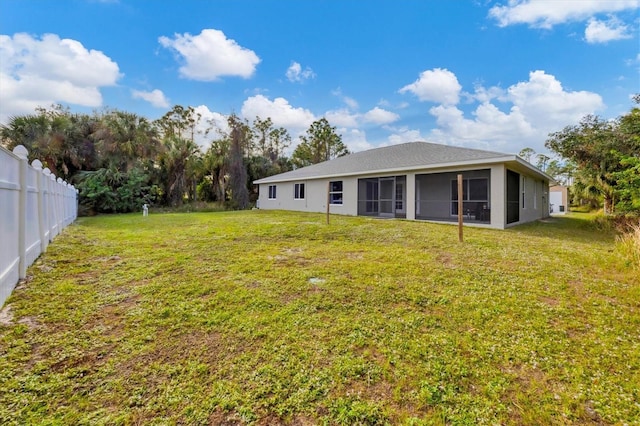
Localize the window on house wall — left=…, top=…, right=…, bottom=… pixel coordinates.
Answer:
left=268, top=185, right=276, bottom=199
left=522, top=176, right=526, bottom=209
left=294, top=183, right=305, bottom=200
left=329, top=181, right=343, bottom=205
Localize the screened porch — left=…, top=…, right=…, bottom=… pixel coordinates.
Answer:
left=415, top=169, right=491, bottom=224
left=357, top=176, right=407, bottom=219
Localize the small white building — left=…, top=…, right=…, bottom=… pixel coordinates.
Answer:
left=549, top=185, right=569, bottom=215
left=254, top=142, right=551, bottom=229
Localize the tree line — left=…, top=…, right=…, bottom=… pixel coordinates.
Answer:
left=520, top=96, right=639, bottom=215
left=0, top=105, right=349, bottom=214
left=3, top=97, right=637, bottom=216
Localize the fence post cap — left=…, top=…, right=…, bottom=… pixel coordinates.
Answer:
left=57, top=177, right=63, bottom=183
left=50, top=173, right=57, bottom=181
left=31, top=159, right=43, bottom=170
left=43, top=168, right=51, bottom=176
left=12, top=145, right=28, bottom=159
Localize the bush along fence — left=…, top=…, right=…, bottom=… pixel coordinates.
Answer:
left=0, top=145, right=78, bottom=307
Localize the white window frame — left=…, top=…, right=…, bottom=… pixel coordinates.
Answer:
left=522, top=176, right=526, bottom=209
left=294, top=183, right=305, bottom=200
left=329, top=181, right=343, bottom=205
left=268, top=185, right=276, bottom=200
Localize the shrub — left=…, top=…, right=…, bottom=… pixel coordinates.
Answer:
left=76, top=167, right=158, bottom=214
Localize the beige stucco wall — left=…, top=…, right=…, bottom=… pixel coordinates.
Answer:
left=490, top=164, right=506, bottom=229
left=257, top=178, right=359, bottom=216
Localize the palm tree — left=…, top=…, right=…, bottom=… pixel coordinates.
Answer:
left=159, top=136, right=200, bottom=206
left=204, top=138, right=230, bottom=202
left=94, top=110, right=161, bottom=171
left=0, top=110, right=80, bottom=178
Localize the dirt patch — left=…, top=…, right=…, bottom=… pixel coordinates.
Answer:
left=272, top=248, right=316, bottom=267
left=283, top=248, right=303, bottom=255
left=539, top=296, right=559, bottom=307
left=96, top=255, right=123, bottom=264
left=118, top=329, right=225, bottom=376
left=435, top=252, right=455, bottom=268
left=17, top=316, right=40, bottom=329
left=345, top=251, right=365, bottom=260
left=208, top=410, right=242, bottom=425
left=37, top=263, right=54, bottom=273
left=568, top=279, right=584, bottom=292
left=538, top=218, right=558, bottom=224
left=0, top=304, right=39, bottom=329
left=0, top=305, right=14, bottom=325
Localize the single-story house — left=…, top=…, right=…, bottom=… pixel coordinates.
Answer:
left=549, top=185, right=569, bottom=215
left=254, top=141, right=552, bottom=229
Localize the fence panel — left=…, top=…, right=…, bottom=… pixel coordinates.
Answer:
left=25, top=158, right=41, bottom=267
left=0, top=145, right=77, bottom=307
left=0, top=147, right=21, bottom=306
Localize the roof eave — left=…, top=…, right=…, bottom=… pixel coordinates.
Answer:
left=508, top=157, right=554, bottom=181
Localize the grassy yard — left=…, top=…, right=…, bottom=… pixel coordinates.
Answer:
left=1, top=210, right=638, bottom=425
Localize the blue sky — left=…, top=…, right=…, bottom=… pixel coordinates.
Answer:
left=1, top=0, right=638, bottom=156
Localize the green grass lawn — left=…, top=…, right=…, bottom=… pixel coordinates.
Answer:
left=1, top=210, right=638, bottom=425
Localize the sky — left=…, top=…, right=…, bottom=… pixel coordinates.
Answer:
left=1, top=0, right=638, bottom=157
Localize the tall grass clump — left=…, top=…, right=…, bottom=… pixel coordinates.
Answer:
left=617, top=222, right=640, bottom=268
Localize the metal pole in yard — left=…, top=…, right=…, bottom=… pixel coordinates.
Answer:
left=458, top=174, right=463, bottom=243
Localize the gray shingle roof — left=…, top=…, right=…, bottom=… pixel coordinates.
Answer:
left=254, top=141, right=515, bottom=183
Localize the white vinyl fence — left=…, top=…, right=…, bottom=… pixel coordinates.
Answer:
left=1, top=145, right=78, bottom=307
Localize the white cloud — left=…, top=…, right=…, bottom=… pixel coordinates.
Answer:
left=428, top=103, right=533, bottom=149
left=489, top=0, right=638, bottom=29
left=343, top=96, right=359, bottom=110
left=425, top=70, right=603, bottom=153
left=363, top=107, right=400, bottom=125
left=585, top=17, right=632, bottom=43
left=323, top=106, right=399, bottom=130
left=331, top=88, right=359, bottom=110
left=508, top=70, right=603, bottom=124
left=285, top=61, right=316, bottom=82
left=325, top=108, right=359, bottom=128
left=190, top=105, right=229, bottom=147
left=0, top=33, right=120, bottom=123
left=158, top=29, right=260, bottom=81
left=131, top=89, right=170, bottom=108
left=241, top=94, right=316, bottom=133
left=340, top=128, right=373, bottom=153
left=399, top=68, right=462, bottom=105
left=385, top=125, right=427, bottom=145
left=468, top=83, right=507, bottom=104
